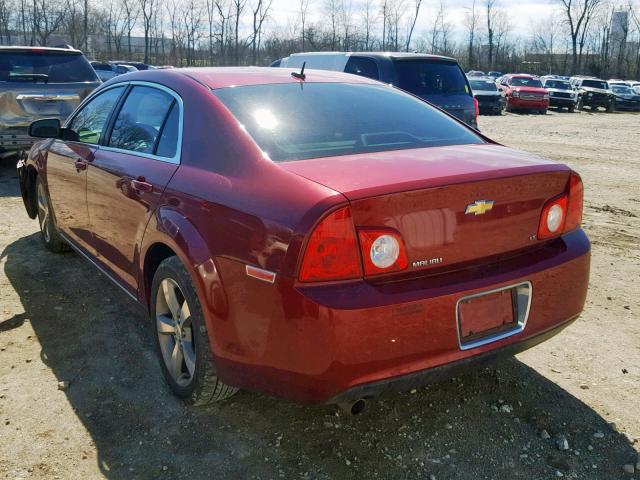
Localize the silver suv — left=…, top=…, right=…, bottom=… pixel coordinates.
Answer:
left=1, top=46, right=100, bottom=156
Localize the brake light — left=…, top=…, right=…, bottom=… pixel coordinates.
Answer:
left=299, top=207, right=362, bottom=282
left=473, top=97, right=479, bottom=120
left=358, top=229, right=408, bottom=276
left=565, top=172, right=583, bottom=232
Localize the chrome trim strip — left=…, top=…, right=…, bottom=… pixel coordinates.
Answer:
left=64, top=80, right=184, bottom=166
left=455, top=281, right=532, bottom=351
left=58, top=231, right=138, bottom=302
left=16, top=93, right=81, bottom=101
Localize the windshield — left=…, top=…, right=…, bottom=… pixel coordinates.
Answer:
left=214, top=83, right=484, bottom=162
left=582, top=80, right=608, bottom=89
left=0, top=51, right=98, bottom=83
left=544, top=80, right=571, bottom=89
left=394, top=60, right=470, bottom=96
left=469, top=79, right=497, bottom=91
left=612, top=85, right=632, bottom=94
left=510, top=77, right=542, bottom=88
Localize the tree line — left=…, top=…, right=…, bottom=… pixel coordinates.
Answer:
left=0, top=0, right=639, bottom=79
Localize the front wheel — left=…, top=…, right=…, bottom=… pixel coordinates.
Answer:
left=606, top=101, right=616, bottom=113
left=568, top=104, right=575, bottom=113
left=151, top=256, right=238, bottom=405
left=35, top=176, right=69, bottom=253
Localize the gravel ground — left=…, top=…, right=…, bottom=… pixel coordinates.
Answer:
left=0, top=109, right=639, bottom=479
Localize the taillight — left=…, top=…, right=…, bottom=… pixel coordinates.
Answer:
left=473, top=97, right=479, bottom=119
left=358, top=229, right=408, bottom=276
left=299, top=206, right=362, bottom=282
left=537, top=171, right=584, bottom=240
left=565, top=172, right=583, bottom=232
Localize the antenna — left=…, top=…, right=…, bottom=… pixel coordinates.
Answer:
left=291, top=61, right=306, bottom=81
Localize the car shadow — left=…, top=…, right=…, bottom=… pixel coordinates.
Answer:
left=1, top=233, right=637, bottom=479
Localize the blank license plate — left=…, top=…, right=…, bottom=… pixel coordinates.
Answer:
left=458, top=289, right=515, bottom=340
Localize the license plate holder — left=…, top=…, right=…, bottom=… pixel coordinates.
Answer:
left=456, top=282, right=531, bottom=350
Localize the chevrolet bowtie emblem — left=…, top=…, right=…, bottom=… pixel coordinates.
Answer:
left=465, top=200, right=495, bottom=215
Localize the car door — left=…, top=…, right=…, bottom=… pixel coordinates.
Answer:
left=46, top=86, right=126, bottom=251
left=86, top=83, right=181, bottom=293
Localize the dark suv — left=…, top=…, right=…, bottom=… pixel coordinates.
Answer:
left=572, top=77, right=615, bottom=112
left=278, top=52, right=477, bottom=129
left=0, top=46, right=100, bottom=155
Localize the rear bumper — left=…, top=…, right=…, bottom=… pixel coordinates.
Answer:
left=0, top=128, right=33, bottom=151
left=328, top=315, right=577, bottom=404
left=210, top=229, right=590, bottom=404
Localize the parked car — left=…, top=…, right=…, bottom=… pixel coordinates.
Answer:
left=18, top=67, right=590, bottom=411
left=109, top=61, right=157, bottom=71
left=609, top=84, right=640, bottom=111
left=91, top=62, right=137, bottom=82
left=498, top=74, right=549, bottom=114
left=469, top=77, right=505, bottom=115
left=467, top=70, right=486, bottom=77
left=541, top=78, right=578, bottom=112
left=486, top=71, right=502, bottom=79
left=278, top=52, right=478, bottom=129
left=607, top=79, right=632, bottom=88
left=0, top=46, right=100, bottom=156
left=572, top=77, right=615, bottom=112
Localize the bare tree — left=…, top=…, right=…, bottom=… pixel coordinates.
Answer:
left=232, top=0, right=246, bottom=64
left=298, top=0, right=309, bottom=50
left=360, top=0, right=377, bottom=50
left=465, top=0, right=479, bottom=67
left=249, top=0, right=272, bottom=64
left=139, top=0, right=157, bottom=63
left=485, top=0, right=497, bottom=69
left=533, top=16, right=561, bottom=73
left=556, top=0, right=603, bottom=73
left=405, top=0, right=422, bottom=51
left=122, top=0, right=138, bottom=56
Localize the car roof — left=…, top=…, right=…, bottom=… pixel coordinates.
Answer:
left=0, top=45, right=82, bottom=54
left=288, top=51, right=457, bottom=62
left=174, top=66, right=381, bottom=89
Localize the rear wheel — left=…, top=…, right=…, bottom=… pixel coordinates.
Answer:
left=36, top=176, right=69, bottom=253
left=576, top=98, right=584, bottom=111
left=606, top=101, right=615, bottom=113
left=151, top=256, right=238, bottom=405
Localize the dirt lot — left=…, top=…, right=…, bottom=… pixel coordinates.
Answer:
left=0, top=110, right=639, bottom=480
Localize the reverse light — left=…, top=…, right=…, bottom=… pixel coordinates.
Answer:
left=538, top=195, right=567, bottom=240
left=537, top=171, right=584, bottom=240
left=358, top=229, right=408, bottom=276
left=299, top=207, right=362, bottom=282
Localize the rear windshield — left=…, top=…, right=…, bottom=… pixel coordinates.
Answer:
left=394, top=60, right=470, bottom=96
left=510, top=77, right=542, bottom=88
left=544, top=80, right=571, bottom=89
left=214, top=83, right=483, bottom=162
left=0, top=51, right=98, bottom=83
left=581, top=80, right=608, bottom=89
left=469, top=79, right=497, bottom=91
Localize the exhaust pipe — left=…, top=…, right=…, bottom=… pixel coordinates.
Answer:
left=338, top=398, right=368, bottom=415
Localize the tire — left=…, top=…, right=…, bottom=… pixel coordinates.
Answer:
left=35, top=176, right=69, bottom=253
left=150, top=256, right=238, bottom=405
left=539, top=109, right=547, bottom=115
left=568, top=105, right=575, bottom=113
left=606, top=101, right=615, bottom=113
left=576, top=98, right=584, bottom=111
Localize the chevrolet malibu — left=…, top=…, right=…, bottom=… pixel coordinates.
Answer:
left=18, top=67, right=590, bottom=412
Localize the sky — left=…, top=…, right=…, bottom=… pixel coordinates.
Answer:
left=266, top=0, right=560, bottom=42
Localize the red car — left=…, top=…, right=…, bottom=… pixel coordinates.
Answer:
left=498, top=74, right=550, bottom=114
left=18, top=67, right=589, bottom=413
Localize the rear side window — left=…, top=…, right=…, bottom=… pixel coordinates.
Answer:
left=214, top=83, right=483, bottom=162
left=109, top=86, right=175, bottom=155
left=155, top=103, right=179, bottom=158
left=68, top=86, right=125, bottom=145
left=345, top=57, right=379, bottom=80
left=394, top=60, right=469, bottom=96
left=0, top=51, right=98, bottom=83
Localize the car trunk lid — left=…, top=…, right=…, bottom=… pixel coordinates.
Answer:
left=281, top=144, right=571, bottom=274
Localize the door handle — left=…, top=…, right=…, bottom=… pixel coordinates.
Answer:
left=74, top=159, right=87, bottom=172
left=131, top=178, right=153, bottom=193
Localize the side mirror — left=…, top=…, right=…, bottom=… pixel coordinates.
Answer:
left=28, top=118, right=61, bottom=139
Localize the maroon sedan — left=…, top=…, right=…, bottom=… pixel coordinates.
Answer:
left=18, top=67, right=589, bottom=412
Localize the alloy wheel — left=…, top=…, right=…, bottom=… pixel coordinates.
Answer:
left=155, top=278, right=196, bottom=387
left=37, top=181, right=51, bottom=243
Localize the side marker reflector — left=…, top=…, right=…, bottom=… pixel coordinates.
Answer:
left=246, top=265, right=276, bottom=284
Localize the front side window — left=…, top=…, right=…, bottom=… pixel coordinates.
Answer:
left=394, top=60, right=469, bottom=96
left=214, top=82, right=484, bottom=162
left=109, top=86, right=176, bottom=155
left=67, top=86, right=125, bottom=144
